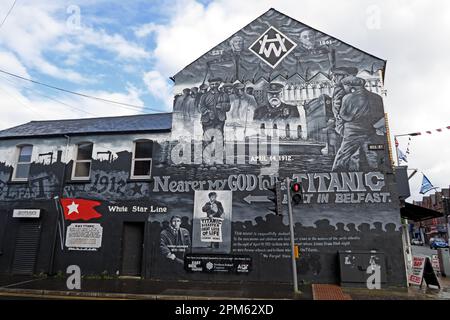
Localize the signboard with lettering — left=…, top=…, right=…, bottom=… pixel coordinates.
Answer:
left=65, top=223, right=103, bottom=251
left=409, top=255, right=426, bottom=286
left=409, top=255, right=440, bottom=288
left=431, top=254, right=440, bottom=273
left=185, top=254, right=252, bottom=274
left=13, top=209, right=40, bottom=218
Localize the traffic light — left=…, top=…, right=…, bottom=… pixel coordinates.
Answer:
left=267, top=180, right=283, bottom=215
left=291, top=181, right=303, bottom=205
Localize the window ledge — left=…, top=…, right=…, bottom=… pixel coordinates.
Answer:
left=66, top=179, right=92, bottom=184
left=7, top=180, right=29, bottom=185
left=127, top=178, right=153, bottom=183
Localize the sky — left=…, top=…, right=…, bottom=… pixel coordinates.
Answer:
left=0, top=0, right=448, bottom=201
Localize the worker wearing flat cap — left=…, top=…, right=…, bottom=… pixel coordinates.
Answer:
left=222, top=83, right=234, bottom=95
left=332, top=75, right=385, bottom=171
left=331, top=66, right=359, bottom=136
left=194, top=83, right=209, bottom=113
left=253, top=83, right=300, bottom=121
left=199, top=77, right=231, bottom=146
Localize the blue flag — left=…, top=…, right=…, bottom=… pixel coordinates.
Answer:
left=420, top=174, right=435, bottom=194
left=397, top=148, right=408, bottom=163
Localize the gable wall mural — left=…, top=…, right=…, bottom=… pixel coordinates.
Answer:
left=0, top=9, right=406, bottom=287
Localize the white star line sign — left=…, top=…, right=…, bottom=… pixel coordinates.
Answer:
left=67, top=201, right=79, bottom=215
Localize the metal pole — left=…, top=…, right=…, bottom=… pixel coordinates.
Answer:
left=285, top=177, right=299, bottom=293
left=444, top=197, right=450, bottom=247
left=394, top=134, right=400, bottom=166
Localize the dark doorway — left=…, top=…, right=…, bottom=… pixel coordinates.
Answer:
left=120, top=222, right=144, bottom=277
left=12, top=220, right=41, bottom=275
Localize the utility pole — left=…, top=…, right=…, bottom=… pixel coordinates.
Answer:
left=285, top=177, right=299, bottom=293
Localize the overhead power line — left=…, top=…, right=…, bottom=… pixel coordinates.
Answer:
left=0, top=0, right=17, bottom=30
left=0, top=68, right=168, bottom=114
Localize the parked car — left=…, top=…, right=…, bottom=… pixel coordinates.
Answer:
left=430, top=238, right=449, bottom=249
left=411, top=238, right=423, bottom=246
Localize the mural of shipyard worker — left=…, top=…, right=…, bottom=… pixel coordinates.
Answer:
left=199, top=77, right=231, bottom=145
left=254, top=83, right=300, bottom=121
left=195, top=83, right=209, bottom=112
left=226, top=83, right=257, bottom=140
left=173, top=91, right=186, bottom=112
left=180, top=88, right=197, bottom=120
left=160, top=215, right=191, bottom=265
left=246, top=84, right=255, bottom=96
left=202, top=192, right=224, bottom=249
left=222, top=83, right=234, bottom=95
left=330, top=66, right=359, bottom=135
left=332, top=76, right=385, bottom=171
left=322, top=118, right=341, bottom=155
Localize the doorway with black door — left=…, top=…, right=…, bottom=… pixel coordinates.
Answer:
left=120, top=222, right=145, bottom=277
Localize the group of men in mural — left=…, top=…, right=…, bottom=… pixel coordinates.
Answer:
left=173, top=66, right=385, bottom=172
left=329, top=67, right=385, bottom=171
left=174, top=78, right=301, bottom=144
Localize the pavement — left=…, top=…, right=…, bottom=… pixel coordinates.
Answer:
left=411, top=244, right=438, bottom=257
left=0, top=245, right=448, bottom=300
left=0, top=275, right=311, bottom=300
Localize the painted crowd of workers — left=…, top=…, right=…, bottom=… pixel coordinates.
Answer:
left=173, top=77, right=300, bottom=142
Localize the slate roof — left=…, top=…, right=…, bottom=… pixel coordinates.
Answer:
left=0, top=113, right=173, bottom=139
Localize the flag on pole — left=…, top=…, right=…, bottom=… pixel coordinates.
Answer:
left=419, top=174, right=435, bottom=194
left=60, top=198, right=102, bottom=221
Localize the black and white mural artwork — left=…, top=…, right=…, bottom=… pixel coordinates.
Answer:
left=0, top=9, right=406, bottom=287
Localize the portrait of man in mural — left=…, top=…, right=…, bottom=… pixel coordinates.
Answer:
left=225, top=83, right=258, bottom=141
left=299, top=29, right=317, bottom=50
left=160, top=215, right=191, bottom=266
left=332, top=75, right=385, bottom=171
left=253, top=82, right=300, bottom=121
left=199, top=77, right=231, bottom=147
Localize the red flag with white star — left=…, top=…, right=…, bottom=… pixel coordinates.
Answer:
left=60, top=198, right=102, bottom=221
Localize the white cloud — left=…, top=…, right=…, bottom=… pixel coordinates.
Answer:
left=0, top=51, right=30, bottom=78
left=0, top=75, right=146, bottom=130
left=134, top=23, right=160, bottom=38
left=0, top=0, right=151, bottom=83
left=76, top=27, right=151, bottom=60
left=143, top=70, right=173, bottom=110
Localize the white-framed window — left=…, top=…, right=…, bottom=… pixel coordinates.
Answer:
left=130, top=140, right=153, bottom=179
left=71, top=142, right=93, bottom=180
left=12, top=145, right=33, bottom=181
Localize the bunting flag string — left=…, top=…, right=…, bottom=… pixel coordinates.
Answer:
left=400, top=125, right=450, bottom=136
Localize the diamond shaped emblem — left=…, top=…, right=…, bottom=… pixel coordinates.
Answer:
left=249, top=26, right=297, bottom=68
